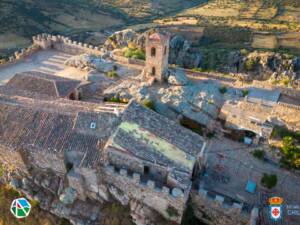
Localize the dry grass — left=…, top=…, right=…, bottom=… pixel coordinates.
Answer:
left=0, top=34, right=31, bottom=51
left=256, top=7, right=278, bottom=20
left=252, top=34, right=278, bottom=49
left=181, top=1, right=241, bottom=17
left=278, top=32, right=300, bottom=50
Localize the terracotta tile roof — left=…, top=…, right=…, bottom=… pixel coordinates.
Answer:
left=105, top=101, right=205, bottom=173
left=5, top=71, right=81, bottom=98
left=0, top=94, right=119, bottom=169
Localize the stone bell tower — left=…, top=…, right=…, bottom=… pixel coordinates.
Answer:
left=145, top=31, right=170, bottom=83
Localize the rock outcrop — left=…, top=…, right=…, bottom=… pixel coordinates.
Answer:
left=167, top=68, right=189, bottom=86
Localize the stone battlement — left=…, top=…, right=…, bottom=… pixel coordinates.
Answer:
left=105, top=165, right=185, bottom=199
left=192, top=189, right=258, bottom=225
left=32, top=33, right=103, bottom=55
left=198, top=188, right=244, bottom=214
left=104, top=164, right=187, bottom=223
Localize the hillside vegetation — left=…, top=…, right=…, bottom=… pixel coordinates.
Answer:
left=0, top=0, right=204, bottom=56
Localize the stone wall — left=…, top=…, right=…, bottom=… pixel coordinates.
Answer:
left=104, top=165, right=188, bottom=224
left=0, top=145, right=28, bottom=173
left=32, top=33, right=103, bottom=56
left=107, top=150, right=169, bottom=185
left=112, top=54, right=145, bottom=66
left=0, top=44, right=41, bottom=68
left=29, top=151, right=66, bottom=176
left=192, top=189, right=256, bottom=225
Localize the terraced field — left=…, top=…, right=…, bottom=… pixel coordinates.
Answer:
left=156, top=0, right=300, bottom=54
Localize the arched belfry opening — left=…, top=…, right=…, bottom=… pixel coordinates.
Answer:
left=152, top=67, right=156, bottom=76
left=151, top=47, right=156, bottom=57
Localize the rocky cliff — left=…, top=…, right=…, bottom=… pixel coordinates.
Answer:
left=104, top=29, right=300, bottom=85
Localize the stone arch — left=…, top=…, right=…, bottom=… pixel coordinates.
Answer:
left=151, top=47, right=156, bottom=57
left=69, top=92, right=76, bottom=100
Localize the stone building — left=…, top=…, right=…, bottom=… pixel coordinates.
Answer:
left=103, top=101, right=206, bottom=222
left=145, top=31, right=170, bottom=83
left=0, top=71, right=206, bottom=224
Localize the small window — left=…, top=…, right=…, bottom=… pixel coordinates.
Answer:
left=90, top=122, right=96, bottom=129
left=151, top=47, right=156, bottom=57
left=164, top=46, right=167, bottom=55
left=144, top=166, right=150, bottom=175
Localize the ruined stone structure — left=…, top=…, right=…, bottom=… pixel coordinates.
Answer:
left=145, top=31, right=170, bottom=83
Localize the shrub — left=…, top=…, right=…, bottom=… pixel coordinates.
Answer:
left=106, top=70, right=119, bottom=78
left=206, top=132, right=215, bottom=139
left=124, top=48, right=145, bottom=60
left=0, top=163, right=4, bottom=177
left=30, top=199, right=40, bottom=208
left=244, top=58, right=257, bottom=71
left=219, top=86, right=227, bottom=94
left=261, top=173, right=277, bottom=189
left=142, top=99, right=155, bottom=110
left=240, top=49, right=249, bottom=56
left=271, top=126, right=300, bottom=142
left=106, top=97, right=128, bottom=104
left=280, top=136, right=300, bottom=170
left=252, top=149, right=265, bottom=160
left=166, top=205, right=179, bottom=218
left=242, top=89, right=249, bottom=97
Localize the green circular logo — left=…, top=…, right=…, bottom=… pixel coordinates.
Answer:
left=10, top=198, right=31, bottom=219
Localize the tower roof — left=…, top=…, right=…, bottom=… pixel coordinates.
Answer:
left=148, top=32, right=169, bottom=42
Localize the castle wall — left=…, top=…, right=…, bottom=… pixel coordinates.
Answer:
left=104, top=165, right=188, bottom=224
left=107, top=150, right=169, bottom=184
left=192, top=189, right=254, bottom=225
left=32, top=34, right=103, bottom=56
left=0, top=145, right=27, bottom=173
left=112, top=54, right=145, bottom=66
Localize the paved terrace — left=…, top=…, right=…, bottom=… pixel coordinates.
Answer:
left=200, top=138, right=300, bottom=224
left=0, top=50, right=89, bottom=85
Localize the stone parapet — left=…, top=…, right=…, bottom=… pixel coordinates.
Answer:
left=104, top=165, right=186, bottom=224
left=32, top=33, right=103, bottom=56
left=193, top=188, right=252, bottom=225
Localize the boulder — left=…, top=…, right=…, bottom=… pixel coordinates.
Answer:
left=59, top=187, right=78, bottom=205
left=10, top=178, right=20, bottom=189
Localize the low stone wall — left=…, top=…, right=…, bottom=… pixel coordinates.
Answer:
left=104, top=165, right=187, bottom=224
left=32, top=33, right=103, bottom=56
left=192, top=189, right=255, bottom=225
left=112, top=54, right=145, bottom=66
left=0, top=44, right=41, bottom=69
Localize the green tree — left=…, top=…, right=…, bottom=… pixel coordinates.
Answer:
left=261, top=173, right=277, bottom=189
